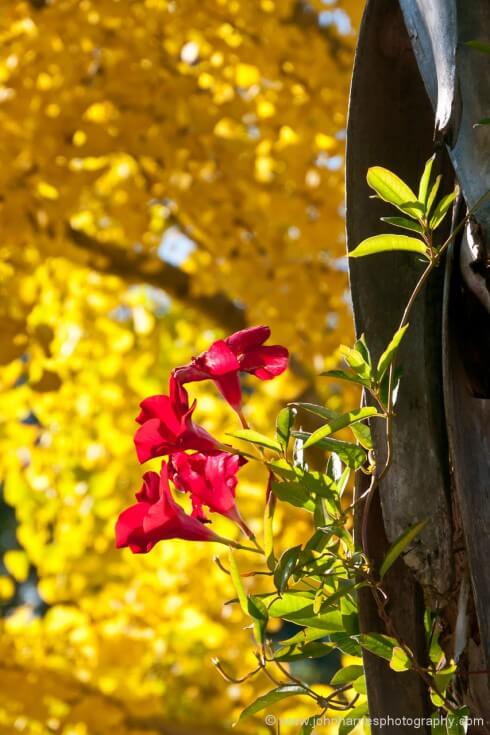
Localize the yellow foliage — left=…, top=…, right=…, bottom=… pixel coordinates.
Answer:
left=0, top=1, right=362, bottom=733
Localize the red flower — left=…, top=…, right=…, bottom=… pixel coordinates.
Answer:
left=115, top=464, right=225, bottom=553
left=168, top=451, right=252, bottom=536
left=172, top=326, right=289, bottom=411
left=134, top=376, right=219, bottom=463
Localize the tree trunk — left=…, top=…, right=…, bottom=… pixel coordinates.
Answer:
left=346, top=0, right=490, bottom=730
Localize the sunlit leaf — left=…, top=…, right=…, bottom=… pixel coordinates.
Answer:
left=237, top=685, right=308, bottom=721
left=379, top=518, right=428, bottom=578
left=227, top=429, right=282, bottom=453
left=418, top=154, right=436, bottom=207
left=366, top=166, right=420, bottom=217
left=349, top=234, right=428, bottom=259
left=376, top=324, right=409, bottom=382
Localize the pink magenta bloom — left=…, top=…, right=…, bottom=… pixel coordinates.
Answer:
left=115, top=464, right=223, bottom=553
left=172, top=326, right=289, bottom=411
left=168, top=451, right=252, bottom=536
left=134, top=376, right=219, bottom=463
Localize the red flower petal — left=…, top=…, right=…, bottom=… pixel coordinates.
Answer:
left=226, top=326, right=270, bottom=353
left=239, top=345, right=289, bottom=379
left=135, top=471, right=161, bottom=503
left=200, top=340, right=240, bottom=376
left=115, top=502, right=151, bottom=550
left=213, top=372, right=242, bottom=410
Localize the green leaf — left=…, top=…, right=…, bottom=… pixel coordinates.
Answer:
left=321, top=369, right=370, bottom=388
left=426, top=174, right=442, bottom=216
left=248, top=595, right=268, bottom=645
left=359, top=632, right=399, bottom=661
left=299, top=717, right=316, bottom=735
left=280, top=627, right=328, bottom=646
left=276, top=406, right=295, bottom=450
left=429, top=189, right=458, bottom=230
left=302, top=407, right=379, bottom=449
left=351, top=421, right=373, bottom=450
left=264, top=490, right=276, bottom=571
left=475, top=117, right=490, bottom=127
left=418, top=154, right=436, bottom=206
left=338, top=345, right=371, bottom=380
left=381, top=216, right=423, bottom=234
left=329, top=633, right=362, bottom=656
left=389, top=646, right=411, bottom=672
left=354, top=333, right=371, bottom=366
left=350, top=234, right=428, bottom=259
left=330, top=664, right=364, bottom=687
left=466, top=40, right=490, bottom=54
left=353, top=675, right=367, bottom=695
left=293, top=431, right=367, bottom=469
left=379, top=518, right=428, bottom=578
left=431, top=712, right=447, bottom=735
left=376, top=324, right=409, bottom=382
left=227, top=550, right=248, bottom=615
left=366, top=166, right=420, bottom=217
left=446, top=707, right=470, bottom=735
left=227, top=429, right=282, bottom=453
left=237, top=685, right=307, bottom=722
left=274, top=641, right=334, bottom=661
left=339, top=701, right=369, bottom=735
left=265, top=592, right=344, bottom=631
left=271, top=480, right=315, bottom=512
left=274, top=545, right=302, bottom=594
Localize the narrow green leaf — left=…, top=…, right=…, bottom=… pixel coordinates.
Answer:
left=302, top=407, right=379, bottom=449
left=351, top=421, right=373, bottom=450
left=466, top=40, right=490, bottom=54
left=292, top=431, right=367, bottom=469
left=366, top=166, right=420, bottom=217
left=418, top=154, right=436, bottom=206
left=349, top=234, right=428, bottom=259
left=376, top=324, right=409, bottom=382
left=248, top=595, right=268, bottom=645
left=299, top=717, right=316, bottom=735
left=330, top=664, right=364, bottom=687
left=429, top=189, right=458, bottom=230
left=227, top=429, right=282, bottom=453
left=354, top=333, right=371, bottom=366
left=274, top=641, right=334, bottom=661
left=381, top=216, right=424, bottom=234
left=379, top=518, right=428, bottom=578
left=276, top=406, right=295, bottom=450
left=321, top=369, right=370, bottom=388
left=265, top=592, right=344, bottom=631
left=274, top=545, right=302, bottom=594
left=264, top=490, right=276, bottom=571
left=271, top=480, right=315, bottom=512
left=228, top=550, right=248, bottom=615
left=446, top=707, right=470, bottom=735
left=329, top=633, right=362, bottom=656
left=280, top=627, right=327, bottom=646
left=475, top=117, right=490, bottom=127
left=359, top=632, right=399, bottom=661
left=339, top=701, right=369, bottom=735
left=338, top=345, right=371, bottom=379
left=237, top=685, right=307, bottom=722
left=426, top=174, right=442, bottom=216
left=431, top=711, right=447, bottom=735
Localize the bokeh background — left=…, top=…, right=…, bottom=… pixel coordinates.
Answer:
left=0, top=1, right=363, bottom=733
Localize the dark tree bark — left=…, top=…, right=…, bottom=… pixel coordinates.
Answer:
left=346, top=0, right=490, bottom=731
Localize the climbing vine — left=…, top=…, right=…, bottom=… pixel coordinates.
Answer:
left=117, top=157, right=489, bottom=734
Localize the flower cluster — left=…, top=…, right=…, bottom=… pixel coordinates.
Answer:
left=115, top=326, right=288, bottom=553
